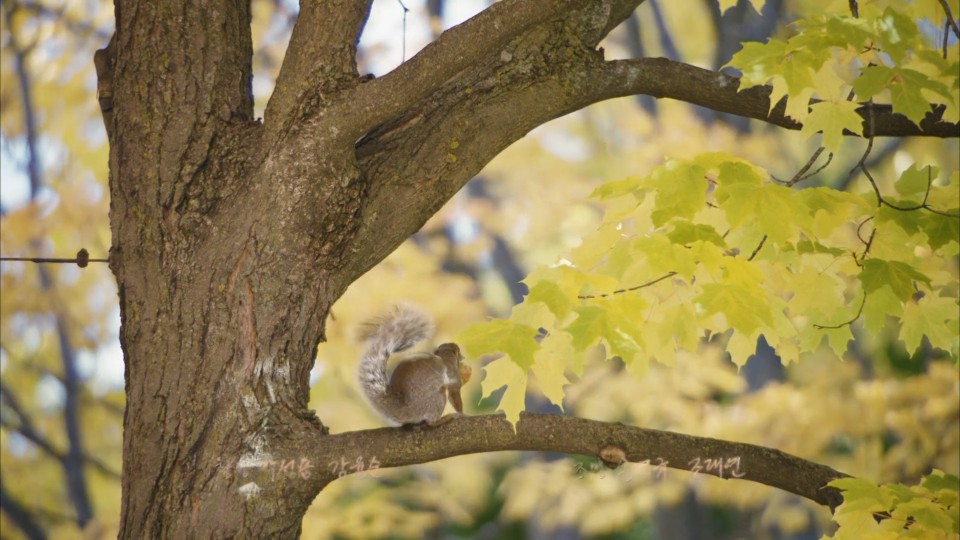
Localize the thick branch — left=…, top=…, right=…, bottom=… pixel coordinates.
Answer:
left=598, top=58, right=960, bottom=138
left=342, top=12, right=957, bottom=286
left=263, top=0, right=372, bottom=132
left=334, top=0, right=591, bottom=141
left=317, top=413, right=848, bottom=509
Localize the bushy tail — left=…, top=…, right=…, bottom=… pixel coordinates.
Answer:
left=357, top=304, right=434, bottom=400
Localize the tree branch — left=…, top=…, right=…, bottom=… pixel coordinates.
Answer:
left=316, top=413, right=848, bottom=509
left=595, top=58, right=959, bottom=138
left=334, top=0, right=593, bottom=141
left=263, top=0, right=373, bottom=133
left=342, top=17, right=956, bottom=285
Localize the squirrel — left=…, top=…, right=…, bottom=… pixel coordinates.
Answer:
left=358, top=305, right=472, bottom=426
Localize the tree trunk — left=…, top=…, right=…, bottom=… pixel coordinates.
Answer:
left=105, top=2, right=346, bottom=536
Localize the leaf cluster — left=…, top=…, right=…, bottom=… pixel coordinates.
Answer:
left=826, top=470, right=959, bottom=539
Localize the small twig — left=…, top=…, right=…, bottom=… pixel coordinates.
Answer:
left=396, top=0, right=410, bottom=62
left=578, top=272, right=677, bottom=299
left=813, top=292, right=866, bottom=329
left=853, top=228, right=876, bottom=267
left=776, top=147, right=834, bottom=186
left=747, top=235, right=767, bottom=261
left=0, top=249, right=106, bottom=268
left=848, top=0, right=859, bottom=17
left=854, top=216, right=874, bottom=247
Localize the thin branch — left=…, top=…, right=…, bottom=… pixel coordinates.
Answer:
left=578, top=272, right=677, bottom=299
left=856, top=228, right=877, bottom=266
left=4, top=16, right=97, bottom=523
left=813, top=292, right=866, bottom=329
left=318, top=413, right=849, bottom=510
left=396, top=0, right=410, bottom=62
left=852, top=132, right=959, bottom=218
left=3, top=1, right=42, bottom=198
left=578, top=233, right=768, bottom=300
left=855, top=217, right=873, bottom=245
left=0, top=384, right=64, bottom=460
left=944, top=20, right=951, bottom=58
left=0, top=478, right=47, bottom=540
left=938, top=0, right=960, bottom=39
left=776, top=146, right=833, bottom=187
left=747, top=235, right=768, bottom=261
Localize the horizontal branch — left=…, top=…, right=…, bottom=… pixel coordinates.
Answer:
left=596, top=58, right=959, bottom=138
left=318, top=413, right=849, bottom=509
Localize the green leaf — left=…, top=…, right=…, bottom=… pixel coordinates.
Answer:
left=874, top=7, right=919, bottom=64
left=667, top=220, right=727, bottom=247
left=854, top=65, right=894, bottom=101
left=797, top=187, right=872, bottom=237
left=800, top=100, right=864, bottom=152
left=727, top=40, right=787, bottom=88
left=829, top=477, right=894, bottom=512
left=891, top=69, right=938, bottom=124
left=859, top=259, right=932, bottom=300
left=891, top=498, right=955, bottom=533
left=525, top=281, right=573, bottom=320
left=825, top=15, right=875, bottom=49
left=900, top=295, right=960, bottom=354
left=876, top=204, right=924, bottom=237
left=921, top=470, right=960, bottom=506
left=634, top=235, right=697, bottom=281
left=643, top=160, right=708, bottom=227
left=566, top=295, right=649, bottom=369
left=590, top=176, right=642, bottom=200
left=895, top=164, right=935, bottom=199
left=717, top=179, right=806, bottom=245
left=458, top=319, right=541, bottom=370
left=921, top=211, right=960, bottom=252
left=863, top=285, right=903, bottom=334
left=696, top=283, right=773, bottom=336
left=566, top=305, right=608, bottom=352
left=786, top=265, right=846, bottom=319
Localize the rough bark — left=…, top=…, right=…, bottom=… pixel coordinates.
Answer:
left=99, top=0, right=957, bottom=537
left=318, top=413, right=849, bottom=509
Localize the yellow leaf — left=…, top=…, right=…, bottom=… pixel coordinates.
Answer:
left=480, top=357, right=528, bottom=428
left=726, top=330, right=758, bottom=368
left=531, top=333, right=572, bottom=409
left=800, top=100, right=864, bottom=153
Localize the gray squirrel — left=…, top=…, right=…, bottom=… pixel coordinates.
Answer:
left=358, top=305, right=471, bottom=426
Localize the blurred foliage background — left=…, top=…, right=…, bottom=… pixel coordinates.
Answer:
left=1, top=0, right=957, bottom=538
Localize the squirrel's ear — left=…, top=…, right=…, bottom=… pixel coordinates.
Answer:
left=435, top=343, right=461, bottom=357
